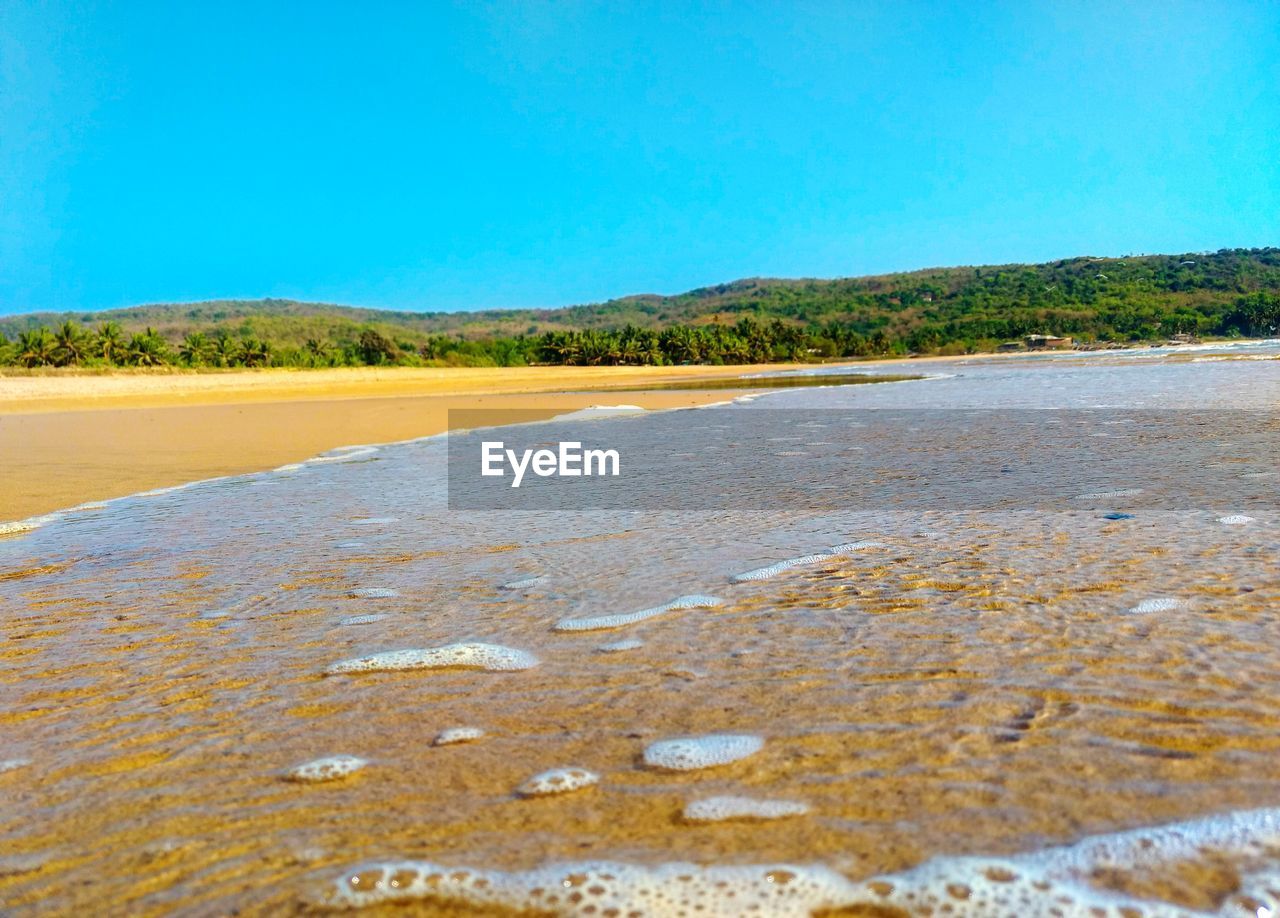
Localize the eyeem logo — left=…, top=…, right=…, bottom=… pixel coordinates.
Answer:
left=481, top=441, right=621, bottom=488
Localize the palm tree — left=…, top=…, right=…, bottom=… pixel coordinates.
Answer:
left=179, top=332, right=209, bottom=366
left=238, top=337, right=271, bottom=367
left=96, top=322, right=124, bottom=364
left=304, top=337, right=330, bottom=366
left=125, top=328, right=169, bottom=366
left=53, top=321, right=89, bottom=366
left=209, top=330, right=236, bottom=367
left=16, top=328, right=57, bottom=367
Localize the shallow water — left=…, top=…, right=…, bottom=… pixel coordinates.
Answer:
left=1, top=346, right=1279, bottom=916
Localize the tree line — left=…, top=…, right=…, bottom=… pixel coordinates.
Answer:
left=3, top=295, right=1279, bottom=371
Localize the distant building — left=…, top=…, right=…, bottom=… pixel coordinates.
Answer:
left=1025, top=334, right=1073, bottom=349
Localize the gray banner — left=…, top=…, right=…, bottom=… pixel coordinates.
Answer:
left=446, top=408, right=1279, bottom=512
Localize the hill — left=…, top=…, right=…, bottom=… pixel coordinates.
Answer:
left=2, top=247, right=1278, bottom=368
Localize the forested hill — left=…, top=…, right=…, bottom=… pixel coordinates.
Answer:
left=2, top=248, right=1278, bottom=368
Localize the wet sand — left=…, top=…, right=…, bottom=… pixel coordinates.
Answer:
left=0, top=391, right=762, bottom=523
left=0, top=363, right=851, bottom=523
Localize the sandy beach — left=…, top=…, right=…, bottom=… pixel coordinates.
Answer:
left=0, top=362, right=848, bottom=523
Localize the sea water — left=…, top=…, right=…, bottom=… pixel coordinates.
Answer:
left=0, top=345, right=1278, bottom=915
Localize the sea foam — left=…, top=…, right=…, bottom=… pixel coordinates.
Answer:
left=322, top=807, right=1280, bottom=916
left=286, top=756, right=367, bottom=783
left=555, top=595, right=723, bottom=632
left=643, top=734, right=764, bottom=771
left=731, top=541, right=885, bottom=583
left=683, top=796, right=809, bottom=822
left=517, top=767, right=599, bottom=797
left=1128, top=598, right=1183, bottom=614
left=325, top=642, right=539, bottom=675
left=433, top=727, right=484, bottom=746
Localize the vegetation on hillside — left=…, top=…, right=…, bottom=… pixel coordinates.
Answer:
left=2, top=248, right=1277, bottom=369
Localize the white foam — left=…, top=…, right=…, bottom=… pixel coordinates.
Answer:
left=326, top=642, right=539, bottom=675
left=555, top=595, right=723, bottom=632
left=1217, top=514, right=1255, bottom=525
left=597, top=639, right=644, bottom=653
left=322, top=804, right=1280, bottom=911
left=321, top=806, right=1280, bottom=916
left=347, top=588, right=399, bottom=599
left=550, top=405, right=646, bottom=422
left=683, top=796, right=809, bottom=822
left=339, top=614, right=387, bottom=626
left=0, top=758, right=30, bottom=774
left=500, top=575, right=548, bottom=591
left=731, top=541, right=884, bottom=583
left=335, top=541, right=366, bottom=549
left=517, top=767, right=599, bottom=797
left=0, top=515, right=54, bottom=536
left=433, top=727, right=485, bottom=746
left=643, top=734, right=764, bottom=771
left=1074, top=488, right=1145, bottom=499
left=351, top=517, right=399, bottom=526
left=286, top=755, right=367, bottom=783
left=325, top=859, right=859, bottom=916
left=309, top=445, right=379, bottom=463
left=274, top=462, right=306, bottom=473
left=1127, top=597, right=1183, bottom=614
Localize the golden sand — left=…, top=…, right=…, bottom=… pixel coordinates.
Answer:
left=0, top=363, right=840, bottom=522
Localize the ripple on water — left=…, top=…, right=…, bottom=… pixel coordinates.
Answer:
left=325, top=642, right=539, bottom=675
left=500, top=575, right=549, bottom=590
left=555, top=595, right=723, bottom=632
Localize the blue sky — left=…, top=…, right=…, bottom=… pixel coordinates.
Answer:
left=1, top=1, right=1277, bottom=315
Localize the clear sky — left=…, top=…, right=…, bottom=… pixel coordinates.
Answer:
left=2, top=1, right=1277, bottom=315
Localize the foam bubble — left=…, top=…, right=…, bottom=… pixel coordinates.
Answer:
left=643, top=734, right=764, bottom=771
left=1074, top=488, right=1145, bottom=499
left=339, top=614, right=387, bottom=626
left=347, top=588, right=398, bottom=599
left=0, top=517, right=45, bottom=536
left=320, top=807, right=1280, bottom=916
left=731, top=540, right=883, bottom=583
left=324, top=859, right=859, bottom=916
left=1128, top=597, right=1183, bottom=614
left=309, top=445, right=379, bottom=463
left=286, top=755, right=367, bottom=783
left=500, top=575, right=548, bottom=591
left=1218, top=514, right=1255, bottom=525
left=683, top=796, right=809, bottom=822
left=0, top=758, right=30, bottom=774
left=597, top=639, right=644, bottom=653
left=326, top=642, right=539, bottom=675
left=555, top=595, right=723, bottom=632
left=517, top=767, right=599, bottom=797
left=433, top=727, right=485, bottom=746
